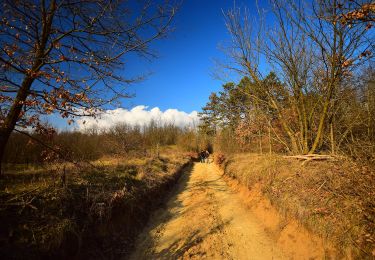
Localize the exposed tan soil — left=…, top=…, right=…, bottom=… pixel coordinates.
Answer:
left=223, top=177, right=336, bottom=259
left=130, top=163, right=294, bottom=259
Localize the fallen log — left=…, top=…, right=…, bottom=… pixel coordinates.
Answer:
left=283, top=154, right=337, bottom=159
left=283, top=154, right=341, bottom=165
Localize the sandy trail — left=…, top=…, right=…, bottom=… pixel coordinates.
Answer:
left=130, top=163, right=286, bottom=260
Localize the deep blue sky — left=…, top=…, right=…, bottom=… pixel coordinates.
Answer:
left=122, top=0, right=256, bottom=112
left=51, top=0, right=263, bottom=129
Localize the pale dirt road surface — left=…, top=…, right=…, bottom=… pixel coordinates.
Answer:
left=130, top=162, right=287, bottom=260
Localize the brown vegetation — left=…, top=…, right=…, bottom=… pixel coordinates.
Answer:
left=0, top=146, right=191, bottom=258
left=1, top=121, right=202, bottom=258
left=3, top=122, right=197, bottom=166
left=219, top=153, right=375, bottom=258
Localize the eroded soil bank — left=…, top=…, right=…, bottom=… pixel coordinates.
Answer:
left=131, top=162, right=333, bottom=259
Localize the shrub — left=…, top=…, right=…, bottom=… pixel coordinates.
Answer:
left=214, top=152, right=226, bottom=165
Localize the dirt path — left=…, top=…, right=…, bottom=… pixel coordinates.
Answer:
left=130, top=163, right=287, bottom=260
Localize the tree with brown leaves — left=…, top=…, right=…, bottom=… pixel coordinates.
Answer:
left=0, top=0, right=177, bottom=174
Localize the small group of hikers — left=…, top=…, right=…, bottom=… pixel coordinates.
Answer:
left=199, top=149, right=210, bottom=163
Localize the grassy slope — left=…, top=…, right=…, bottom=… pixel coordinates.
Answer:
left=220, top=153, right=375, bottom=259
left=0, top=146, right=192, bottom=259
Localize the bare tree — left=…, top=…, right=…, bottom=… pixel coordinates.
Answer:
left=0, top=0, right=177, bottom=173
left=223, top=6, right=302, bottom=153
left=285, top=0, right=373, bottom=153
left=221, top=0, right=373, bottom=154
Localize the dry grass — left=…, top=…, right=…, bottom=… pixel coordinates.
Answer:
left=0, top=146, right=191, bottom=259
left=220, top=153, right=375, bottom=259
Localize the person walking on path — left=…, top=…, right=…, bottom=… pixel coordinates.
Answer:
left=204, top=150, right=210, bottom=163
left=199, top=150, right=206, bottom=163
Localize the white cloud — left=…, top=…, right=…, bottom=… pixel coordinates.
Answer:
left=76, top=105, right=200, bottom=130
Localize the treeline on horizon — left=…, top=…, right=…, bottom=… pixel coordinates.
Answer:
left=4, top=121, right=205, bottom=165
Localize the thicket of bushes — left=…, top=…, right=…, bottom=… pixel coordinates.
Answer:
left=4, top=121, right=208, bottom=166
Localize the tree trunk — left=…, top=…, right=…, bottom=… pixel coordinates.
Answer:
left=309, top=102, right=328, bottom=154
left=330, top=121, right=335, bottom=155
left=268, top=121, right=272, bottom=155
left=0, top=76, right=34, bottom=175
left=309, top=0, right=343, bottom=155
left=0, top=1, right=56, bottom=175
left=301, top=94, right=309, bottom=154
left=0, top=133, right=7, bottom=175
